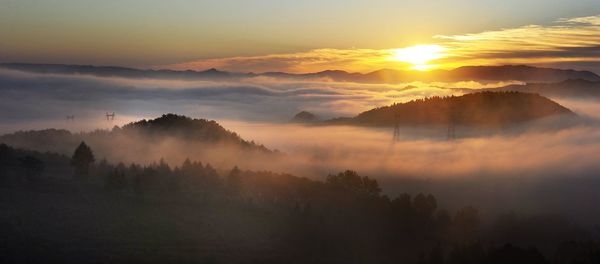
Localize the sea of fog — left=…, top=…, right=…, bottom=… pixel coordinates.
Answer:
left=2, top=69, right=600, bottom=224
left=2, top=68, right=600, bottom=180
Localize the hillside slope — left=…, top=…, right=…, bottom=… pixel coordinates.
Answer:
left=0, top=114, right=275, bottom=157
left=327, top=92, right=574, bottom=128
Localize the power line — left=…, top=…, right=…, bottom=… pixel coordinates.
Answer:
left=105, top=112, right=115, bottom=121
left=393, top=113, right=400, bottom=141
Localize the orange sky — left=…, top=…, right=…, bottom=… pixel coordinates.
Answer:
left=162, top=15, right=600, bottom=74
left=1, top=1, right=600, bottom=73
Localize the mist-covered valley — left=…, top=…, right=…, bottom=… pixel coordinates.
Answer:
left=3, top=65, right=600, bottom=263
left=6, top=2, right=600, bottom=262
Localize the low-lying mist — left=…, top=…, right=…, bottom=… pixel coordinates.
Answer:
left=2, top=68, right=600, bottom=225
left=224, top=120, right=600, bottom=178
left=5, top=116, right=600, bottom=225
left=222, top=120, right=600, bottom=225
left=0, top=68, right=523, bottom=134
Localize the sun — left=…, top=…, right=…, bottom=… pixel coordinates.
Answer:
left=392, top=44, right=447, bottom=71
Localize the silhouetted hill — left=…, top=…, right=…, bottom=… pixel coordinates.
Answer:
left=291, top=111, right=320, bottom=123
left=327, top=92, right=574, bottom=128
left=3, top=63, right=598, bottom=83
left=475, top=79, right=600, bottom=99
left=0, top=114, right=275, bottom=155
left=121, top=114, right=271, bottom=150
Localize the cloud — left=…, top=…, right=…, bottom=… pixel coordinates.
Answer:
left=160, top=48, right=408, bottom=74
left=5, top=65, right=598, bottom=179
left=2, top=68, right=503, bottom=133
left=2, top=66, right=591, bottom=136
left=161, top=14, right=600, bottom=74
left=436, top=15, right=600, bottom=72
left=218, top=120, right=600, bottom=178
left=216, top=120, right=600, bottom=225
left=3, top=68, right=600, bottom=225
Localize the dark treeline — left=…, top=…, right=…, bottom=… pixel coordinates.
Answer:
left=1, top=142, right=599, bottom=263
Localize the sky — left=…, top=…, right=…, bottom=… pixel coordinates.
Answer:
left=4, top=0, right=600, bottom=226
left=1, top=0, right=600, bottom=72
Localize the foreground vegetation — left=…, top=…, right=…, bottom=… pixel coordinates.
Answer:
left=1, top=142, right=599, bottom=263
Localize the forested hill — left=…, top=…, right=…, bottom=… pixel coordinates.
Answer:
left=121, top=114, right=267, bottom=149
left=1, top=142, right=598, bottom=263
left=0, top=114, right=275, bottom=155
left=328, top=92, right=574, bottom=128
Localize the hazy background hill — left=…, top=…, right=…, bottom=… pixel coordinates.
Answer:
left=432, top=65, right=600, bottom=83
left=2, top=63, right=598, bottom=84
left=328, top=65, right=600, bottom=84
left=0, top=114, right=277, bottom=168
left=0, top=63, right=238, bottom=80
left=463, top=79, right=600, bottom=100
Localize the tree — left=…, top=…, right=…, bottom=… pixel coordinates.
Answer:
left=451, top=206, right=480, bottom=244
left=70, top=141, right=95, bottom=179
left=19, top=155, right=44, bottom=183
left=0, top=144, right=16, bottom=182
left=326, top=170, right=381, bottom=196
left=429, top=243, right=445, bottom=264
left=413, top=193, right=437, bottom=218
left=487, top=244, right=547, bottom=264
left=105, top=169, right=126, bottom=191
left=227, top=166, right=242, bottom=196
left=133, top=173, right=144, bottom=196
left=447, top=242, right=486, bottom=264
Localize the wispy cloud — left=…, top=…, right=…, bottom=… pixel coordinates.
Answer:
left=1, top=69, right=523, bottom=133
left=162, top=14, right=600, bottom=74
left=160, top=48, right=407, bottom=74
left=435, top=15, right=600, bottom=71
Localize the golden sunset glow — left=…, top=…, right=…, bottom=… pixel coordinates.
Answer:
left=391, top=45, right=447, bottom=71
left=159, top=14, right=600, bottom=74
left=4, top=2, right=600, bottom=262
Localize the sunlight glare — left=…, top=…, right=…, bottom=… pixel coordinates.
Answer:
left=393, top=44, right=446, bottom=71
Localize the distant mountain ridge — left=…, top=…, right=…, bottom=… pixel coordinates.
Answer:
left=2, top=63, right=598, bottom=83
left=433, top=65, right=600, bottom=83
left=325, top=92, right=574, bottom=128
left=0, top=63, right=239, bottom=80
left=470, top=79, right=600, bottom=99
